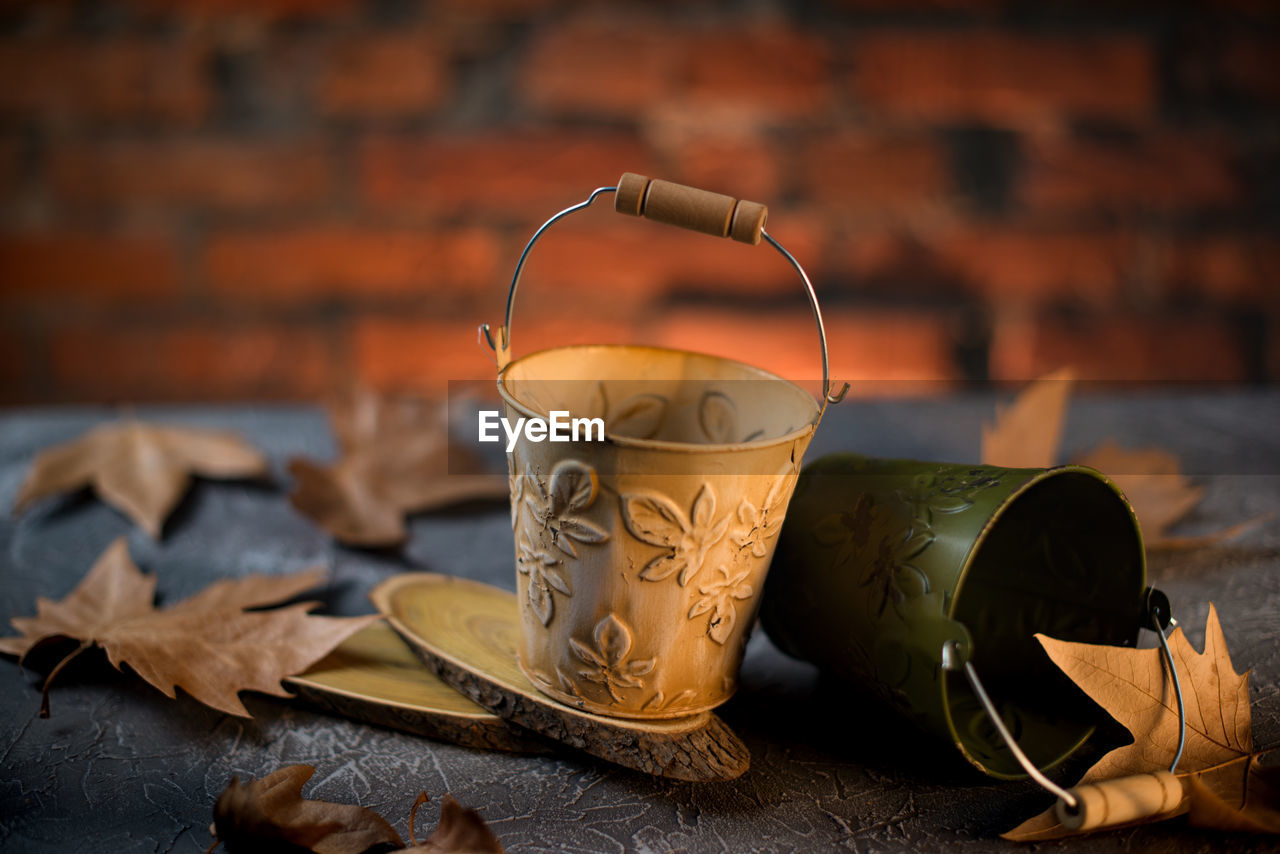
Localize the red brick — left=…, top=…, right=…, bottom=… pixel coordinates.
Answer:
left=798, top=133, right=948, bottom=222
left=849, top=33, right=1154, bottom=126
left=0, top=40, right=210, bottom=126
left=933, top=227, right=1132, bottom=305
left=664, top=134, right=782, bottom=205
left=48, top=321, right=336, bottom=402
left=1152, top=237, right=1278, bottom=303
left=1181, top=37, right=1280, bottom=105
left=353, top=317, right=488, bottom=395
left=492, top=314, right=640, bottom=374
left=125, top=0, right=358, bottom=18
left=686, top=26, right=833, bottom=115
left=647, top=307, right=958, bottom=395
left=50, top=140, right=332, bottom=211
left=206, top=226, right=499, bottom=302
left=0, top=234, right=179, bottom=304
left=359, top=132, right=658, bottom=217
left=831, top=0, right=1002, bottom=7
left=0, top=138, right=22, bottom=194
left=518, top=217, right=823, bottom=302
left=435, top=0, right=555, bottom=15
left=520, top=14, right=680, bottom=116
left=1022, top=136, right=1239, bottom=214
left=1218, top=39, right=1280, bottom=102
left=0, top=329, right=29, bottom=403
left=352, top=313, right=637, bottom=395
left=989, top=313, right=1246, bottom=383
left=318, top=35, right=450, bottom=118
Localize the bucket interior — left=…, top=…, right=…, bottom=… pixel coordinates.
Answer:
left=500, top=344, right=819, bottom=446
left=945, top=470, right=1146, bottom=778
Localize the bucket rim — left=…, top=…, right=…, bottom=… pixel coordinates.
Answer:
left=497, top=342, right=821, bottom=454
left=939, top=462, right=1147, bottom=778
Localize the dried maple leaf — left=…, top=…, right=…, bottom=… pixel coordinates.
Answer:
left=0, top=538, right=375, bottom=717
left=1073, top=440, right=1267, bottom=549
left=289, top=389, right=507, bottom=547
left=13, top=420, right=269, bottom=539
left=1074, top=441, right=1203, bottom=540
left=1185, top=751, right=1280, bottom=833
left=212, top=764, right=403, bottom=854
left=980, top=368, right=1075, bottom=468
left=210, top=764, right=505, bottom=854
left=1003, top=605, right=1278, bottom=840
left=982, top=371, right=1262, bottom=549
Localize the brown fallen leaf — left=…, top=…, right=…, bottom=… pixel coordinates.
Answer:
left=212, top=764, right=403, bottom=854
left=1185, top=751, right=1280, bottom=833
left=1003, top=605, right=1278, bottom=840
left=980, top=367, right=1075, bottom=468
left=0, top=537, right=375, bottom=717
left=1073, top=440, right=1267, bottom=549
left=210, top=764, right=505, bottom=854
left=289, top=389, right=507, bottom=547
left=13, top=420, right=269, bottom=539
left=983, top=371, right=1263, bottom=549
left=404, top=792, right=506, bottom=854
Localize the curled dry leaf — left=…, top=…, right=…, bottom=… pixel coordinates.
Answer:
left=0, top=537, right=375, bottom=717
left=213, top=764, right=402, bottom=854
left=1003, top=605, right=1279, bottom=840
left=210, top=764, right=505, bottom=854
left=404, top=793, right=506, bottom=854
left=13, top=420, right=269, bottom=539
left=289, top=389, right=507, bottom=547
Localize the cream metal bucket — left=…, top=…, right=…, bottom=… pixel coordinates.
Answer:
left=480, top=173, right=846, bottom=720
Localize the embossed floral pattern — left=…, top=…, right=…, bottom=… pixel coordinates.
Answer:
left=523, top=459, right=608, bottom=559
left=515, top=541, right=570, bottom=627
left=898, top=467, right=1004, bottom=525
left=513, top=459, right=607, bottom=626
left=508, top=459, right=523, bottom=531
left=698, top=390, right=737, bottom=443
left=570, top=614, right=655, bottom=703
left=642, top=688, right=696, bottom=713
left=814, top=494, right=932, bottom=618
left=529, top=667, right=585, bottom=704
left=688, top=564, right=754, bottom=644
left=620, top=484, right=730, bottom=586
left=862, top=523, right=933, bottom=618
left=733, top=469, right=796, bottom=558
left=812, top=493, right=878, bottom=567
left=589, top=382, right=669, bottom=440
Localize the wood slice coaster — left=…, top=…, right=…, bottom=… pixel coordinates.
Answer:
left=286, top=621, right=547, bottom=753
left=370, top=572, right=750, bottom=783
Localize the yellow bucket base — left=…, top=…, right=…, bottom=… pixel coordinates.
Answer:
left=371, top=572, right=750, bottom=782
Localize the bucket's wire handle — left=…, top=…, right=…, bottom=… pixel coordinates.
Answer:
left=941, top=586, right=1188, bottom=831
left=478, top=173, right=849, bottom=414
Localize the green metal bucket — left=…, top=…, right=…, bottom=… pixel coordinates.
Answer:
left=760, top=453, right=1148, bottom=778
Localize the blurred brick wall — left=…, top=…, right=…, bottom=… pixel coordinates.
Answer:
left=0, top=0, right=1277, bottom=404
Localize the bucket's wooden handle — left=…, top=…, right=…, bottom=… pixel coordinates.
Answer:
left=615, top=172, right=768, bottom=245
left=1055, top=772, right=1185, bottom=832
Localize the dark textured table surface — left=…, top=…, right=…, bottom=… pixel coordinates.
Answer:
left=2, top=392, right=1278, bottom=853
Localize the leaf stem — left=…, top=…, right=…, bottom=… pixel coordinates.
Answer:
left=39, top=640, right=92, bottom=718
left=408, top=791, right=430, bottom=845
